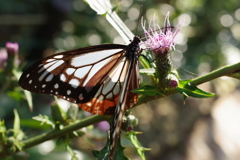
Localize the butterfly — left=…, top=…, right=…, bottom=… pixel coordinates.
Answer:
left=18, top=36, right=142, bottom=160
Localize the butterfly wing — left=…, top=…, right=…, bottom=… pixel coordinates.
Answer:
left=19, top=44, right=130, bottom=115
left=109, top=36, right=141, bottom=160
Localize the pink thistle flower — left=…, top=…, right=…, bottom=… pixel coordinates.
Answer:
left=141, top=12, right=184, bottom=55
left=0, top=48, right=8, bottom=69
left=5, top=42, right=19, bottom=55
left=95, top=121, right=110, bottom=132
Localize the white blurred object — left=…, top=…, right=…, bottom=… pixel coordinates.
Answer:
left=187, top=90, right=240, bottom=160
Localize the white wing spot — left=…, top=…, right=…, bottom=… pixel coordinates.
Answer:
left=46, top=59, right=55, bottom=62
left=74, top=66, right=91, bottom=79
left=38, top=61, right=56, bottom=73
left=113, top=82, right=120, bottom=95
left=46, top=74, right=54, bottom=82
left=54, top=55, right=63, bottom=59
left=67, top=90, right=71, bottom=95
left=54, top=83, right=59, bottom=89
left=29, top=80, right=32, bottom=84
left=79, top=93, right=84, bottom=100
left=69, top=79, right=80, bottom=88
left=34, top=86, right=37, bottom=88
left=39, top=71, right=49, bottom=81
left=55, top=91, right=58, bottom=94
left=50, top=90, right=53, bottom=92
left=60, top=74, right=66, bottom=82
left=42, top=84, right=46, bottom=88
left=46, top=60, right=64, bottom=72
left=71, top=49, right=122, bottom=67
left=66, top=68, right=75, bottom=75
left=83, top=57, right=111, bottom=86
left=26, top=74, right=30, bottom=78
left=63, top=96, right=66, bottom=99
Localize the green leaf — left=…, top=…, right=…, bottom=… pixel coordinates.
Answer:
left=13, top=69, right=33, bottom=111
left=66, top=145, right=78, bottom=160
left=13, top=109, right=20, bottom=138
left=125, top=131, right=150, bottom=160
left=92, top=137, right=128, bottom=160
left=23, top=90, right=33, bottom=111
left=176, top=80, right=216, bottom=98
left=7, top=91, right=22, bottom=101
left=33, top=115, right=55, bottom=128
left=0, top=120, right=7, bottom=143
left=131, top=85, right=164, bottom=96
left=51, top=103, right=67, bottom=124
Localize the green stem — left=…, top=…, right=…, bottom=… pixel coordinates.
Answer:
left=3, top=62, right=240, bottom=158
left=133, top=62, right=240, bottom=107
left=1, top=115, right=109, bottom=159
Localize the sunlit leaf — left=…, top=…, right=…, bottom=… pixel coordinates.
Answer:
left=84, top=0, right=134, bottom=43
left=13, top=69, right=33, bottom=111
left=131, top=85, right=164, bottom=96
left=33, top=115, right=55, bottom=128
left=13, top=109, right=20, bottom=138
left=125, top=131, right=150, bottom=160
left=66, top=145, right=78, bottom=160
left=176, top=80, right=216, bottom=98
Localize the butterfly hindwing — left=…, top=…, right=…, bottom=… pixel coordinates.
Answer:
left=109, top=36, right=141, bottom=160
left=79, top=56, right=132, bottom=115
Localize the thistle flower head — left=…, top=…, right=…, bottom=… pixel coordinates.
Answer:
left=141, top=12, right=184, bottom=55
left=0, top=48, right=8, bottom=69
left=6, top=42, right=19, bottom=55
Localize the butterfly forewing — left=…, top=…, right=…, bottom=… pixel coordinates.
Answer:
left=19, top=44, right=130, bottom=115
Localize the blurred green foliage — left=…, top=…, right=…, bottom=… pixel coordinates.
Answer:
left=0, top=0, right=240, bottom=159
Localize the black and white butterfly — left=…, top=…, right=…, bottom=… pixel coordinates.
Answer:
left=19, top=36, right=142, bottom=160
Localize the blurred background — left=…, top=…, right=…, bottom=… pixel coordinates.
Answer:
left=1, top=0, right=240, bottom=159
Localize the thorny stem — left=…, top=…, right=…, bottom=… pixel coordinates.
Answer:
left=2, top=62, right=240, bottom=159
left=0, top=115, right=110, bottom=159
left=133, top=61, right=240, bottom=107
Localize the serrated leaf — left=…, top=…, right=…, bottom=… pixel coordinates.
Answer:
left=51, top=104, right=67, bottom=123
left=125, top=131, right=150, bottom=160
left=33, top=115, right=55, bottom=128
left=92, top=137, right=128, bottom=160
left=131, top=85, right=164, bottom=96
left=176, top=80, right=216, bottom=98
